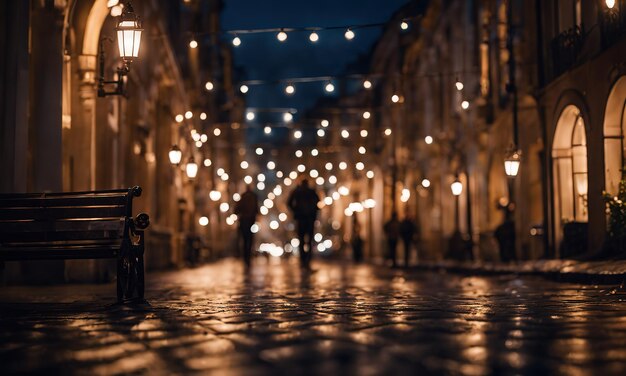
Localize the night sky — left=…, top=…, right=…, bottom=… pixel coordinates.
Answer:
left=221, top=0, right=409, bottom=141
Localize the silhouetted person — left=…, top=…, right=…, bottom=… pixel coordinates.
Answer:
left=384, top=212, right=400, bottom=267
left=234, top=185, right=259, bottom=268
left=351, top=223, right=364, bottom=263
left=495, top=207, right=516, bottom=262
left=287, top=179, right=320, bottom=269
left=400, top=214, right=419, bottom=267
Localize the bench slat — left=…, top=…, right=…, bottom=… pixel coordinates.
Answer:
left=1, top=230, right=123, bottom=243
left=0, top=195, right=128, bottom=209
left=0, top=206, right=127, bottom=221
left=0, top=246, right=120, bottom=260
left=0, top=219, right=125, bottom=233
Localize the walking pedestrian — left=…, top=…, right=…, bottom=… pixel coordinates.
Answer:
left=383, top=212, right=400, bottom=267
left=287, top=179, right=320, bottom=269
left=400, top=214, right=419, bottom=267
left=234, top=185, right=259, bottom=269
left=351, top=223, right=364, bottom=263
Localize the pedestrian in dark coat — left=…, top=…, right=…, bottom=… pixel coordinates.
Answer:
left=400, top=214, right=419, bottom=267
left=234, top=185, right=259, bottom=268
left=384, top=212, right=401, bottom=267
left=287, top=179, right=320, bottom=269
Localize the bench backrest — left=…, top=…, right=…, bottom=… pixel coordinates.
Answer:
left=0, top=187, right=142, bottom=251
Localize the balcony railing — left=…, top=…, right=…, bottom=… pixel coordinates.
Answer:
left=550, top=25, right=585, bottom=78
left=600, top=6, right=626, bottom=49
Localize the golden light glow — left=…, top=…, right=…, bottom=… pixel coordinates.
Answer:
left=363, top=111, right=371, bottom=119
left=363, top=80, right=372, bottom=89
left=325, top=82, right=335, bottom=92
left=425, top=135, right=433, bottom=144
left=203, top=158, right=211, bottom=167
left=422, top=178, right=431, bottom=188
left=321, top=119, right=329, bottom=127
left=200, top=112, right=207, bottom=120
left=461, top=100, right=470, bottom=110
left=175, top=114, right=184, bottom=123
left=309, top=32, right=319, bottom=42
left=240, top=160, right=249, bottom=169
left=341, top=130, right=350, bottom=138
left=185, top=111, right=193, bottom=119
left=295, top=150, right=303, bottom=158
left=199, top=216, right=209, bottom=226
left=384, top=128, right=392, bottom=136
left=205, top=81, right=214, bottom=91
left=255, top=147, right=263, bottom=155
left=283, top=112, right=293, bottom=122
left=285, top=84, right=295, bottom=95
left=294, top=130, right=303, bottom=139
left=232, top=36, right=241, bottom=46
left=246, top=111, right=255, bottom=121
left=366, top=170, right=374, bottom=179
left=264, top=126, right=271, bottom=134
left=277, top=30, right=288, bottom=42
left=317, top=129, right=326, bottom=137
left=400, top=21, right=409, bottom=30
left=344, top=28, right=355, bottom=40
left=391, top=94, right=400, bottom=103
left=240, top=84, right=249, bottom=93
left=189, top=39, right=198, bottom=49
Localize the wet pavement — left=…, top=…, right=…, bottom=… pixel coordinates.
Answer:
left=1, top=258, right=626, bottom=375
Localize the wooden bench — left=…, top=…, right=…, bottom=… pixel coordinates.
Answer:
left=0, top=186, right=149, bottom=302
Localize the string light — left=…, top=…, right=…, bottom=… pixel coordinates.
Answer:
left=205, top=81, right=214, bottom=91
left=461, top=100, right=470, bottom=110
left=244, top=175, right=253, bottom=184
left=195, top=140, right=202, bottom=148
left=189, top=38, right=198, bottom=49
left=295, top=150, right=303, bottom=158
left=311, top=148, right=319, bottom=156
left=341, top=130, right=349, bottom=138
left=240, top=84, right=249, bottom=94
left=285, top=84, right=295, bottom=95
left=200, top=112, right=207, bottom=120
left=400, top=20, right=409, bottom=30
left=358, top=146, right=366, bottom=154
left=325, top=82, right=335, bottom=93
left=362, top=111, right=371, bottom=119
left=363, top=80, right=372, bottom=89
left=422, top=178, right=431, bottom=188
left=339, top=162, right=347, bottom=170
left=213, top=128, right=221, bottom=136
left=283, top=112, right=293, bottom=122
left=232, top=36, right=241, bottom=46
left=329, top=175, right=337, bottom=184
left=317, top=129, right=326, bottom=137
left=356, top=162, right=365, bottom=170
left=425, top=135, right=433, bottom=144
left=264, top=126, right=271, bottom=134
left=199, top=216, right=209, bottom=226
left=360, top=130, right=368, bottom=137
left=200, top=134, right=208, bottom=143
left=325, top=162, right=333, bottom=170
left=297, top=164, right=306, bottom=172
left=366, top=170, right=374, bottom=179
left=267, top=161, right=276, bottom=170
left=175, top=114, right=184, bottom=123
left=455, top=78, right=464, bottom=91
left=277, top=29, right=288, bottom=42
left=240, top=160, right=249, bottom=169
left=606, top=0, right=616, bottom=9
left=321, top=119, right=329, bottom=127
left=344, top=28, right=355, bottom=40
left=203, top=158, right=211, bottom=167
left=294, top=130, right=302, bottom=139
left=255, top=147, right=263, bottom=155
left=391, top=94, right=400, bottom=103
left=309, top=31, right=319, bottom=42
left=384, top=128, right=392, bottom=136
left=185, top=111, right=193, bottom=119
left=246, top=111, right=255, bottom=121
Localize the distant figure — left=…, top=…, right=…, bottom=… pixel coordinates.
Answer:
left=351, top=223, right=364, bottom=263
left=400, top=214, right=419, bottom=267
left=287, top=179, right=320, bottom=269
left=383, top=212, right=401, bottom=267
left=234, top=185, right=259, bottom=268
left=495, top=207, right=516, bottom=262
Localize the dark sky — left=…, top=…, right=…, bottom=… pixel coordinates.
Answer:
left=221, top=0, right=408, bottom=139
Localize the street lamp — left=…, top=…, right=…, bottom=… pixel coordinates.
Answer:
left=504, top=148, right=521, bottom=177
left=185, top=157, right=198, bottom=179
left=168, top=144, right=182, bottom=165
left=98, top=1, right=143, bottom=97
left=451, top=178, right=463, bottom=196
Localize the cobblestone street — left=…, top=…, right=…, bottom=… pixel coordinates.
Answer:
left=2, top=258, right=626, bottom=375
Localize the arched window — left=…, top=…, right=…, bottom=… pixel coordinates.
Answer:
left=552, top=105, right=588, bottom=243
left=604, top=77, right=626, bottom=195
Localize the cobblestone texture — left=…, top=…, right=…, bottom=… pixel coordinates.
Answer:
left=2, top=258, right=626, bottom=375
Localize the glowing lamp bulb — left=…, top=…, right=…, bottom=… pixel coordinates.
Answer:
left=240, top=84, right=249, bottom=94
left=309, top=32, right=319, bottom=42
left=277, top=30, right=288, bottom=42
left=189, top=39, right=198, bottom=49
left=363, top=80, right=372, bottom=89
left=325, top=82, right=335, bottom=93
left=344, top=28, right=355, bottom=40
left=232, top=36, right=241, bottom=46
